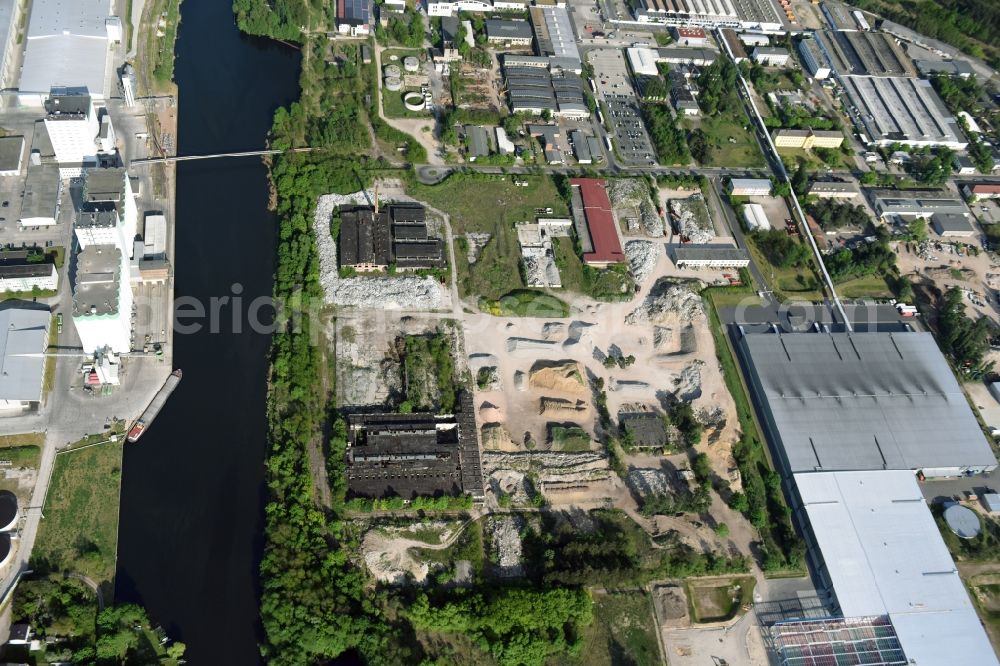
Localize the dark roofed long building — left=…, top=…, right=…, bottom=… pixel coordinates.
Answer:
left=339, top=203, right=444, bottom=271
left=346, top=391, right=484, bottom=499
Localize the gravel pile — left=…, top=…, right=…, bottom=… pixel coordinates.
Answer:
left=625, top=279, right=704, bottom=325
left=609, top=179, right=665, bottom=237
left=670, top=197, right=714, bottom=244
left=672, top=361, right=703, bottom=401
left=488, top=515, right=525, bottom=577
left=314, top=192, right=449, bottom=309
left=482, top=451, right=611, bottom=484
left=625, top=240, right=659, bottom=284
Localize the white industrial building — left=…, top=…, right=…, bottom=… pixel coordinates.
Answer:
left=736, top=330, right=998, bottom=478
left=72, top=245, right=132, bottom=354
left=18, top=0, right=118, bottom=105
left=75, top=167, right=138, bottom=258
left=798, top=37, right=831, bottom=79
left=141, top=213, right=167, bottom=258
left=751, top=46, right=790, bottom=66
left=43, top=92, right=100, bottom=176
left=728, top=178, right=772, bottom=196
left=792, top=470, right=999, bottom=666
left=0, top=308, right=51, bottom=409
left=626, top=47, right=660, bottom=77
left=673, top=245, right=750, bottom=268
left=0, top=263, right=58, bottom=293
left=742, top=203, right=770, bottom=231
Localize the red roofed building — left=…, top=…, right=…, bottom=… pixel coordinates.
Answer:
left=571, top=178, right=625, bottom=266
left=963, top=183, right=1000, bottom=200
left=671, top=26, right=708, bottom=46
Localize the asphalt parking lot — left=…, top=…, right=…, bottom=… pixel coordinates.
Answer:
left=588, top=49, right=657, bottom=166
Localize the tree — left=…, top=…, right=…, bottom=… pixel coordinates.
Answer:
left=907, top=217, right=928, bottom=242
left=715, top=523, right=730, bottom=537
left=791, top=161, right=809, bottom=196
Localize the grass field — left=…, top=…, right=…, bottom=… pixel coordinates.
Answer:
left=685, top=114, right=765, bottom=169
left=381, top=49, right=428, bottom=119
left=481, top=290, right=571, bottom=317
left=745, top=235, right=825, bottom=302
left=549, top=425, right=592, bottom=452
left=836, top=275, right=893, bottom=299
left=33, top=439, right=124, bottom=593
left=553, top=238, right=635, bottom=301
left=686, top=576, right=755, bottom=623
left=411, top=173, right=569, bottom=300
left=548, top=592, right=661, bottom=666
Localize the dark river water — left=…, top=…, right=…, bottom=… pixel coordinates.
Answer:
left=115, top=2, right=301, bottom=663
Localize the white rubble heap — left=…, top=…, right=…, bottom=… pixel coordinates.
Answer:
left=626, top=468, right=672, bottom=497
left=609, top=179, right=665, bottom=236
left=625, top=240, right=659, bottom=284
left=487, top=515, right=525, bottom=577
left=670, top=197, right=715, bottom=244
left=466, top=232, right=492, bottom=263
left=625, top=278, right=705, bottom=325
left=313, top=192, right=450, bottom=309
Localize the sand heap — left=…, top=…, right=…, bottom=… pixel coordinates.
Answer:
left=479, top=401, right=503, bottom=424
left=528, top=360, right=586, bottom=394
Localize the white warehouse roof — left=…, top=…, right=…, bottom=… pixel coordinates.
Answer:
left=0, top=308, right=50, bottom=403
left=19, top=0, right=113, bottom=95
left=742, top=203, right=770, bottom=231
left=626, top=47, right=659, bottom=77
left=737, top=331, right=998, bottom=476
left=794, top=470, right=999, bottom=666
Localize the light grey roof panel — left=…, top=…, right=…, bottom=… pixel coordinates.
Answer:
left=739, top=331, right=997, bottom=474
left=27, top=0, right=110, bottom=38
left=19, top=34, right=109, bottom=94
left=0, top=308, right=49, bottom=402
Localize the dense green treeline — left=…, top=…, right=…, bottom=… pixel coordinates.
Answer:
left=409, top=588, right=592, bottom=666
left=231, top=0, right=332, bottom=41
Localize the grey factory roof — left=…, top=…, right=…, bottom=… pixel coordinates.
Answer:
left=72, top=245, right=123, bottom=317
left=505, top=66, right=586, bottom=114
left=842, top=76, right=966, bottom=148
left=84, top=167, right=126, bottom=202
left=26, top=0, right=111, bottom=38
left=874, top=193, right=968, bottom=216
left=44, top=92, right=92, bottom=117
left=655, top=47, right=718, bottom=64
left=485, top=18, right=532, bottom=42
left=20, top=0, right=111, bottom=96
left=737, top=331, right=998, bottom=475
left=794, top=470, right=999, bottom=666
left=530, top=6, right=580, bottom=68
left=570, top=129, right=591, bottom=163
left=931, top=212, right=974, bottom=234
left=465, top=125, right=490, bottom=157
left=808, top=180, right=857, bottom=194
left=913, top=59, right=975, bottom=78
left=19, top=165, right=60, bottom=221
left=0, top=308, right=50, bottom=402
left=0, top=136, right=25, bottom=175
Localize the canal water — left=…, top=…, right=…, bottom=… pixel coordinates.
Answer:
left=114, top=1, right=301, bottom=662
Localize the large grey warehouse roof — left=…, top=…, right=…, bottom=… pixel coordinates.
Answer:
left=0, top=308, right=50, bottom=402
left=737, top=331, right=997, bottom=475
left=19, top=0, right=111, bottom=95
